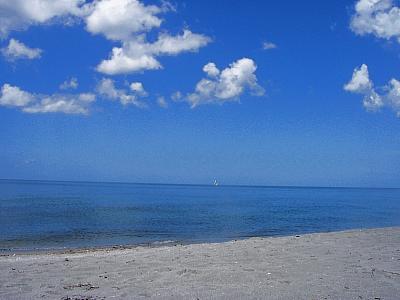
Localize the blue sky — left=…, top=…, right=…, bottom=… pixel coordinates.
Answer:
left=0, top=0, right=399, bottom=187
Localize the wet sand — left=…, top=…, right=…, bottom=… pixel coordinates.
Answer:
left=0, top=227, right=399, bottom=299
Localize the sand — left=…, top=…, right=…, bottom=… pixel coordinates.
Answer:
left=0, top=227, right=399, bottom=300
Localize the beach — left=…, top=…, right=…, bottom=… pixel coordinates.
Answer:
left=0, top=227, right=399, bottom=299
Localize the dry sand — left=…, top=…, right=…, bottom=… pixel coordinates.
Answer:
left=0, top=227, right=399, bottom=300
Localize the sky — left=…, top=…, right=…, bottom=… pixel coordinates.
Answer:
left=0, top=0, right=399, bottom=187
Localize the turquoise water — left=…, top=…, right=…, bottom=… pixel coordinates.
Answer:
left=1, top=179, right=400, bottom=251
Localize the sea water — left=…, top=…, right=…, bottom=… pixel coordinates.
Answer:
left=1, top=179, right=400, bottom=251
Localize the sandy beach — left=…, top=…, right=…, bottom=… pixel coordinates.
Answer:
left=0, top=227, right=399, bottom=300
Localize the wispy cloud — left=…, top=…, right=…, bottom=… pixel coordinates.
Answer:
left=0, top=84, right=95, bottom=115
left=157, top=96, right=168, bottom=108
left=1, top=39, right=42, bottom=61
left=262, top=41, right=277, bottom=50
left=97, top=78, right=147, bottom=107
left=60, top=77, right=79, bottom=90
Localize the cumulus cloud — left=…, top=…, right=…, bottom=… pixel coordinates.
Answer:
left=0, top=0, right=86, bottom=37
left=97, top=30, right=211, bottom=75
left=1, top=39, right=42, bottom=60
left=203, top=62, right=220, bottom=77
left=97, top=78, right=146, bottom=107
left=262, top=41, right=277, bottom=50
left=85, top=0, right=210, bottom=75
left=186, top=58, right=264, bottom=107
left=0, top=83, right=95, bottom=114
left=350, top=0, right=400, bottom=43
left=97, top=45, right=161, bottom=75
left=85, top=0, right=163, bottom=41
left=344, top=64, right=373, bottom=93
left=0, top=84, right=35, bottom=107
left=60, top=77, right=79, bottom=90
left=344, top=64, right=400, bottom=115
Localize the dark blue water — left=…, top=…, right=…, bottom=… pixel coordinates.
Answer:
left=1, top=179, right=400, bottom=251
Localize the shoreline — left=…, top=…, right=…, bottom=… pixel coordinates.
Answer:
left=1, top=226, right=396, bottom=256
left=1, top=227, right=399, bottom=299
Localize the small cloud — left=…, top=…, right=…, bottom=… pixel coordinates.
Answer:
left=160, top=0, right=177, bottom=13
left=60, top=77, right=78, bottom=90
left=157, top=96, right=168, bottom=108
left=97, top=78, right=147, bottom=108
left=186, top=58, right=265, bottom=107
left=0, top=84, right=35, bottom=107
left=24, top=158, right=37, bottom=165
left=171, top=91, right=182, bottom=101
left=1, top=39, right=42, bottom=61
left=344, top=64, right=372, bottom=93
left=130, top=82, right=148, bottom=96
left=262, top=41, right=277, bottom=50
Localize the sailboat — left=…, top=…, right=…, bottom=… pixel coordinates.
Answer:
left=213, top=179, right=219, bottom=186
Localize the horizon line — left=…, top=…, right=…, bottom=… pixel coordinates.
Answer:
left=0, top=178, right=399, bottom=190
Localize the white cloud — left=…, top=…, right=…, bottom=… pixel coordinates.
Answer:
left=97, top=78, right=146, bottom=107
left=350, top=0, right=400, bottom=43
left=85, top=1, right=210, bottom=75
left=387, top=78, right=400, bottom=115
left=362, top=90, right=384, bottom=111
left=157, top=96, right=168, bottom=108
left=23, top=93, right=95, bottom=114
left=97, top=30, right=211, bottom=75
left=1, top=39, right=42, bottom=60
left=203, top=62, right=220, bottom=77
left=0, top=0, right=86, bottom=36
left=344, top=64, right=373, bottom=93
left=187, top=58, right=265, bottom=107
left=130, top=82, right=147, bottom=96
left=262, top=41, right=277, bottom=50
left=344, top=64, right=400, bottom=115
left=97, top=44, right=161, bottom=75
left=151, top=30, right=211, bottom=55
left=0, top=84, right=35, bottom=107
left=344, top=64, right=383, bottom=111
left=60, top=77, right=79, bottom=90
left=0, top=83, right=95, bottom=114
left=85, top=0, right=163, bottom=41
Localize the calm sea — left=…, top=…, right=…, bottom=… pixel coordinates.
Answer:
left=1, top=179, right=400, bottom=252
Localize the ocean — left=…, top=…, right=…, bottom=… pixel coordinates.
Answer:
left=1, top=179, right=399, bottom=252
